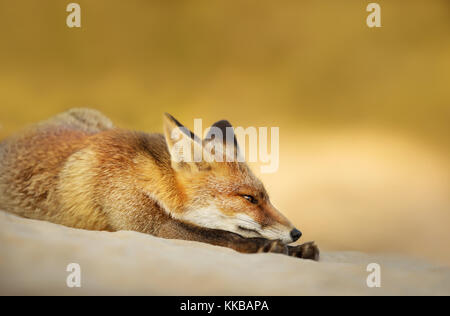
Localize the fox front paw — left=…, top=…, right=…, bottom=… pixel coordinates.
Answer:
left=257, top=239, right=289, bottom=255
left=287, top=241, right=320, bottom=261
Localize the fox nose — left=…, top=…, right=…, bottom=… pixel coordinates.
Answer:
left=290, top=228, right=302, bottom=242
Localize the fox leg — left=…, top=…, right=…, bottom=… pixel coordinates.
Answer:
left=156, top=218, right=319, bottom=260
left=156, top=218, right=284, bottom=253
left=287, top=242, right=320, bottom=261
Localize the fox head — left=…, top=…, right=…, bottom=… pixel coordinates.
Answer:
left=163, top=113, right=301, bottom=244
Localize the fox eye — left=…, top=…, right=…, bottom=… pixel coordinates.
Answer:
left=241, top=194, right=258, bottom=204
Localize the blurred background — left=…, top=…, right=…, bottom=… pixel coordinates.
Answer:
left=0, top=1, right=449, bottom=264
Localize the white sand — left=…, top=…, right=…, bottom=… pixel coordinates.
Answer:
left=0, top=210, right=449, bottom=296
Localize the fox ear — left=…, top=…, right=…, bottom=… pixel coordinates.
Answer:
left=203, top=120, right=240, bottom=161
left=163, top=113, right=211, bottom=171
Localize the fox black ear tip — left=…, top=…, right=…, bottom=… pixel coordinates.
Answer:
left=163, top=113, right=177, bottom=124
left=163, top=113, right=184, bottom=128
left=212, top=119, right=233, bottom=128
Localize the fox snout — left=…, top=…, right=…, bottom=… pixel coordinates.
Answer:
left=255, top=204, right=302, bottom=244
left=264, top=225, right=302, bottom=244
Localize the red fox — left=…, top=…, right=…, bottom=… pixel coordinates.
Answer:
left=0, top=109, right=318, bottom=260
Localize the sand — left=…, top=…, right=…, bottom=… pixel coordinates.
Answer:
left=0, top=210, right=449, bottom=296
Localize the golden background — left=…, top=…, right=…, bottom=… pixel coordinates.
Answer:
left=0, top=1, right=449, bottom=264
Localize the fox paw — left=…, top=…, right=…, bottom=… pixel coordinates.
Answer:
left=258, top=239, right=288, bottom=255
left=288, top=241, right=320, bottom=261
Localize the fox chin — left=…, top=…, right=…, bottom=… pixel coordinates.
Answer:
left=0, top=108, right=319, bottom=260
